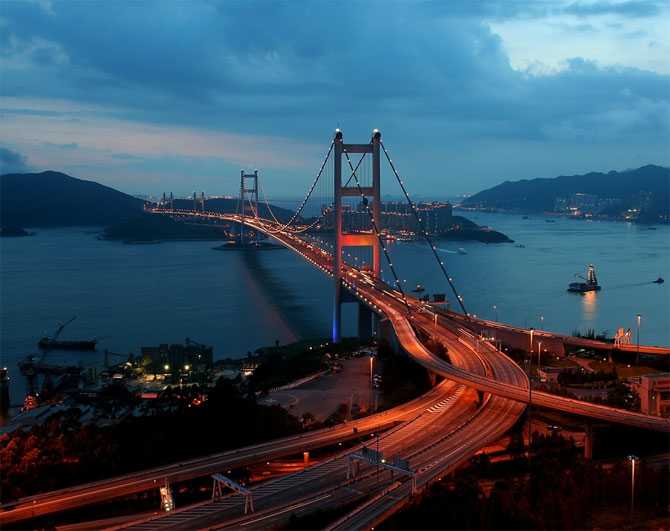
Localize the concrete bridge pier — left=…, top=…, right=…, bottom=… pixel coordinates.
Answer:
left=584, top=423, right=594, bottom=460
left=358, top=302, right=373, bottom=340
left=379, top=317, right=401, bottom=354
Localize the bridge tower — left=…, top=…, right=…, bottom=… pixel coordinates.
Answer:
left=239, top=170, right=259, bottom=246
left=332, top=129, right=382, bottom=343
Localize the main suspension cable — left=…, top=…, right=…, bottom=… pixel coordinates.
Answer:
left=260, top=141, right=335, bottom=234
left=257, top=180, right=333, bottom=234
left=380, top=141, right=469, bottom=318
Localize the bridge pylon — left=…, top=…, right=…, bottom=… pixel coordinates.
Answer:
left=332, top=129, right=382, bottom=343
left=239, top=170, right=259, bottom=246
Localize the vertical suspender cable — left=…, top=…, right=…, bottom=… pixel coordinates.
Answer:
left=380, top=141, right=469, bottom=318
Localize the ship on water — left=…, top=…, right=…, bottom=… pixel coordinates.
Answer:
left=38, top=316, right=97, bottom=351
left=567, top=264, right=601, bottom=293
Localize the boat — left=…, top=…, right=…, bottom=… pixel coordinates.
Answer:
left=545, top=219, right=556, bottom=223
left=37, top=338, right=97, bottom=350
left=457, top=248, right=467, bottom=255
left=567, top=264, right=601, bottom=293
left=515, top=244, right=526, bottom=248
left=522, top=216, right=529, bottom=220
left=37, top=316, right=97, bottom=351
left=412, top=284, right=425, bottom=293
left=653, top=277, right=665, bottom=284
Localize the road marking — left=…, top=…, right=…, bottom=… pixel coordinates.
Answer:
left=240, top=494, right=332, bottom=526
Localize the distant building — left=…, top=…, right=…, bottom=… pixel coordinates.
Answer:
left=141, top=340, right=213, bottom=374
left=634, top=373, right=670, bottom=417
left=321, top=201, right=453, bottom=235
left=554, top=193, right=621, bottom=218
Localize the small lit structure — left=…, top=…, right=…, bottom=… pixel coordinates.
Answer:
left=211, top=473, right=254, bottom=514
left=159, top=479, right=175, bottom=512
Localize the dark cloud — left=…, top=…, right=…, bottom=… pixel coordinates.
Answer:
left=0, top=147, right=30, bottom=174
left=0, top=0, right=668, bottom=193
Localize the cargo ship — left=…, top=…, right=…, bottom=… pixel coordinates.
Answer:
left=567, top=264, right=601, bottom=293
left=37, top=316, right=97, bottom=351
left=37, top=337, right=97, bottom=350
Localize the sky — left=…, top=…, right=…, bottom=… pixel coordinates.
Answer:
left=1, top=0, right=669, bottom=198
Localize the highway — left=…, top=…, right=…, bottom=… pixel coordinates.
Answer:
left=443, top=310, right=670, bottom=356
left=0, top=383, right=455, bottom=525
left=113, top=282, right=525, bottom=530
left=3, top=207, right=666, bottom=529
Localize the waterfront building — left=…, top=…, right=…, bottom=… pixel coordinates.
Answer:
left=634, top=373, right=670, bottom=417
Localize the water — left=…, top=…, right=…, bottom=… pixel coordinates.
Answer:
left=1, top=214, right=669, bottom=405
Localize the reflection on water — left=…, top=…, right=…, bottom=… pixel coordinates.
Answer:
left=580, top=291, right=598, bottom=322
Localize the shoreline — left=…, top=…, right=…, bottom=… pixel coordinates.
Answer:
left=454, top=206, right=669, bottom=225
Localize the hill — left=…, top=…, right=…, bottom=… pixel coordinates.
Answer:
left=1, top=171, right=145, bottom=227
left=461, top=165, right=670, bottom=223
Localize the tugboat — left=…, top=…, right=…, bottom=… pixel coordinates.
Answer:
left=38, top=316, right=97, bottom=351
left=653, top=276, right=665, bottom=284
left=567, top=264, right=601, bottom=293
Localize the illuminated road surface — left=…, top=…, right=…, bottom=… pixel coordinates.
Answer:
left=3, top=209, right=667, bottom=529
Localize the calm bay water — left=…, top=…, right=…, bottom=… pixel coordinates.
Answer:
left=1, top=213, right=668, bottom=404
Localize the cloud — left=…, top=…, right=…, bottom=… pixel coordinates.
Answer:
left=0, top=0, right=668, bottom=195
left=0, top=146, right=31, bottom=174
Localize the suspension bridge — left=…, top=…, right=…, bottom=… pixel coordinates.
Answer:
left=2, top=129, right=668, bottom=530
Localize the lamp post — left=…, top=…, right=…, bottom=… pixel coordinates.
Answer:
left=537, top=341, right=542, bottom=374
left=539, top=315, right=544, bottom=328
left=493, top=304, right=498, bottom=322
left=636, top=314, right=641, bottom=365
left=628, top=455, right=639, bottom=521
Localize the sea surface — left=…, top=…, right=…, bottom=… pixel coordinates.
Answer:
left=1, top=213, right=668, bottom=405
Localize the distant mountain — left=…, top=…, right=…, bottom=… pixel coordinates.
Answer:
left=461, top=165, right=670, bottom=223
left=0, top=171, right=298, bottom=229
left=1, top=171, right=144, bottom=227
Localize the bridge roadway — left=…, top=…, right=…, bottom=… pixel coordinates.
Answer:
left=108, top=208, right=665, bottom=530
left=0, top=378, right=464, bottom=525
left=223, top=211, right=669, bottom=432
left=3, top=208, right=665, bottom=528
left=114, top=282, right=526, bottom=530
left=443, top=310, right=670, bottom=357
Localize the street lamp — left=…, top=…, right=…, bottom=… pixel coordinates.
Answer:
left=628, top=455, right=639, bottom=520
left=493, top=304, right=498, bottom=321
left=537, top=341, right=542, bottom=373
left=539, top=315, right=544, bottom=328
left=636, top=314, right=641, bottom=364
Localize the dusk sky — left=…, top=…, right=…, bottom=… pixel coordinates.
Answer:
left=1, top=0, right=669, bottom=197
